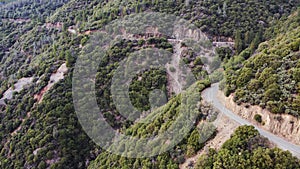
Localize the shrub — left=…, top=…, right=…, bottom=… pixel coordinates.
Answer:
left=240, top=48, right=251, bottom=59
left=292, top=68, right=300, bottom=82
left=235, top=88, right=246, bottom=99
left=209, top=70, right=224, bottom=83
left=38, top=161, right=46, bottom=169
left=247, top=79, right=261, bottom=91
left=266, top=101, right=285, bottom=114
left=290, top=39, right=300, bottom=51
left=236, top=68, right=253, bottom=87
left=194, top=57, right=204, bottom=66
left=274, top=116, right=283, bottom=122
left=254, top=114, right=262, bottom=123
left=137, top=39, right=145, bottom=46
left=264, top=83, right=281, bottom=101
left=169, top=66, right=176, bottom=72
left=263, top=75, right=278, bottom=89
left=292, top=96, right=300, bottom=112
left=216, top=47, right=232, bottom=60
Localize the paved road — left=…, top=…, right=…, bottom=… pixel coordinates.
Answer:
left=202, top=83, right=300, bottom=158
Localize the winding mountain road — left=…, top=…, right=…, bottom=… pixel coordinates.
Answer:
left=202, top=83, right=300, bottom=158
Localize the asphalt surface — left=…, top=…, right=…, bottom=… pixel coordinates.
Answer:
left=202, top=83, right=300, bottom=158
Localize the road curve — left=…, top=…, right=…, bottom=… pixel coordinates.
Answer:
left=202, top=83, right=300, bottom=158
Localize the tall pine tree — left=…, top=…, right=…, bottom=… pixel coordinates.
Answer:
left=234, top=30, right=243, bottom=54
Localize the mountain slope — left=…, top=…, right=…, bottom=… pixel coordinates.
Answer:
left=195, top=125, right=300, bottom=169
left=223, top=9, right=300, bottom=116
left=0, top=0, right=299, bottom=168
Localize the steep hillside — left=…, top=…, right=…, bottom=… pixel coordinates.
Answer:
left=195, top=125, right=300, bottom=169
left=0, top=0, right=299, bottom=168
left=47, top=0, right=300, bottom=39
left=223, top=9, right=300, bottom=116
left=88, top=81, right=217, bottom=169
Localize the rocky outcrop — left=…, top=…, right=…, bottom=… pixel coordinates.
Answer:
left=34, top=63, right=68, bottom=103
left=0, top=77, right=34, bottom=106
left=218, top=92, right=300, bottom=145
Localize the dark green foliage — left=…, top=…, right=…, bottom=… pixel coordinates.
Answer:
left=209, top=70, right=224, bottom=83
left=292, top=68, right=300, bottom=82
left=244, top=30, right=255, bottom=45
left=0, top=0, right=69, bottom=20
left=195, top=126, right=300, bottom=169
left=239, top=48, right=251, bottom=60
left=234, top=30, right=243, bottom=54
left=94, top=38, right=172, bottom=128
left=192, top=0, right=299, bottom=38
left=264, top=83, right=282, bottom=101
left=89, top=81, right=215, bottom=169
left=0, top=0, right=299, bottom=168
left=224, top=12, right=300, bottom=116
left=65, top=50, right=75, bottom=67
left=216, top=47, right=232, bottom=61
left=254, top=114, right=262, bottom=123
left=129, top=69, right=167, bottom=111
left=249, top=34, right=261, bottom=53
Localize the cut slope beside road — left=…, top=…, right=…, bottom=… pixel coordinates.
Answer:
left=202, top=83, right=300, bottom=158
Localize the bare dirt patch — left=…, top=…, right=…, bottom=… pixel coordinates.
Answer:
left=0, top=77, right=34, bottom=105
left=166, top=42, right=184, bottom=95
left=180, top=112, right=239, bottom=169
left=217, top=91, right=300, bottom=145
left=34, top=63, right=68, bottom=103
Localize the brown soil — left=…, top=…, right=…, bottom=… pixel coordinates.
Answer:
left=180, top=112, right=239, bottom=169
left=217, top=91, right=300, bottom=145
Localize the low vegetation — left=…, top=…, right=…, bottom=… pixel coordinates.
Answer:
left=0, top=0, right=299, bottom=168
left=196, top=125, right=300, bottom=169
left=223, top=9, right=300, bottom=116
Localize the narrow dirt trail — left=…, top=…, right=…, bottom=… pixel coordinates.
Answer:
left=166, top=42, right=183, bottom=94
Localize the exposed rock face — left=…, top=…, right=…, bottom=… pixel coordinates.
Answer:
left=34, top=63, right=68, bottom=103
left=0, top=77, right=34, bottom=105
left=173, top=25, right=208, bottom=42
left=218, top=92, right=300, bottom=145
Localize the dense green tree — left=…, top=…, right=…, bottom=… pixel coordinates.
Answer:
left=234, top=30, right=243, bottom=53
left=250, top=33, right=261, bottom=53
left=65, top=50, right=75, bottom=67
left=245, top=30, right=254, bottom=45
